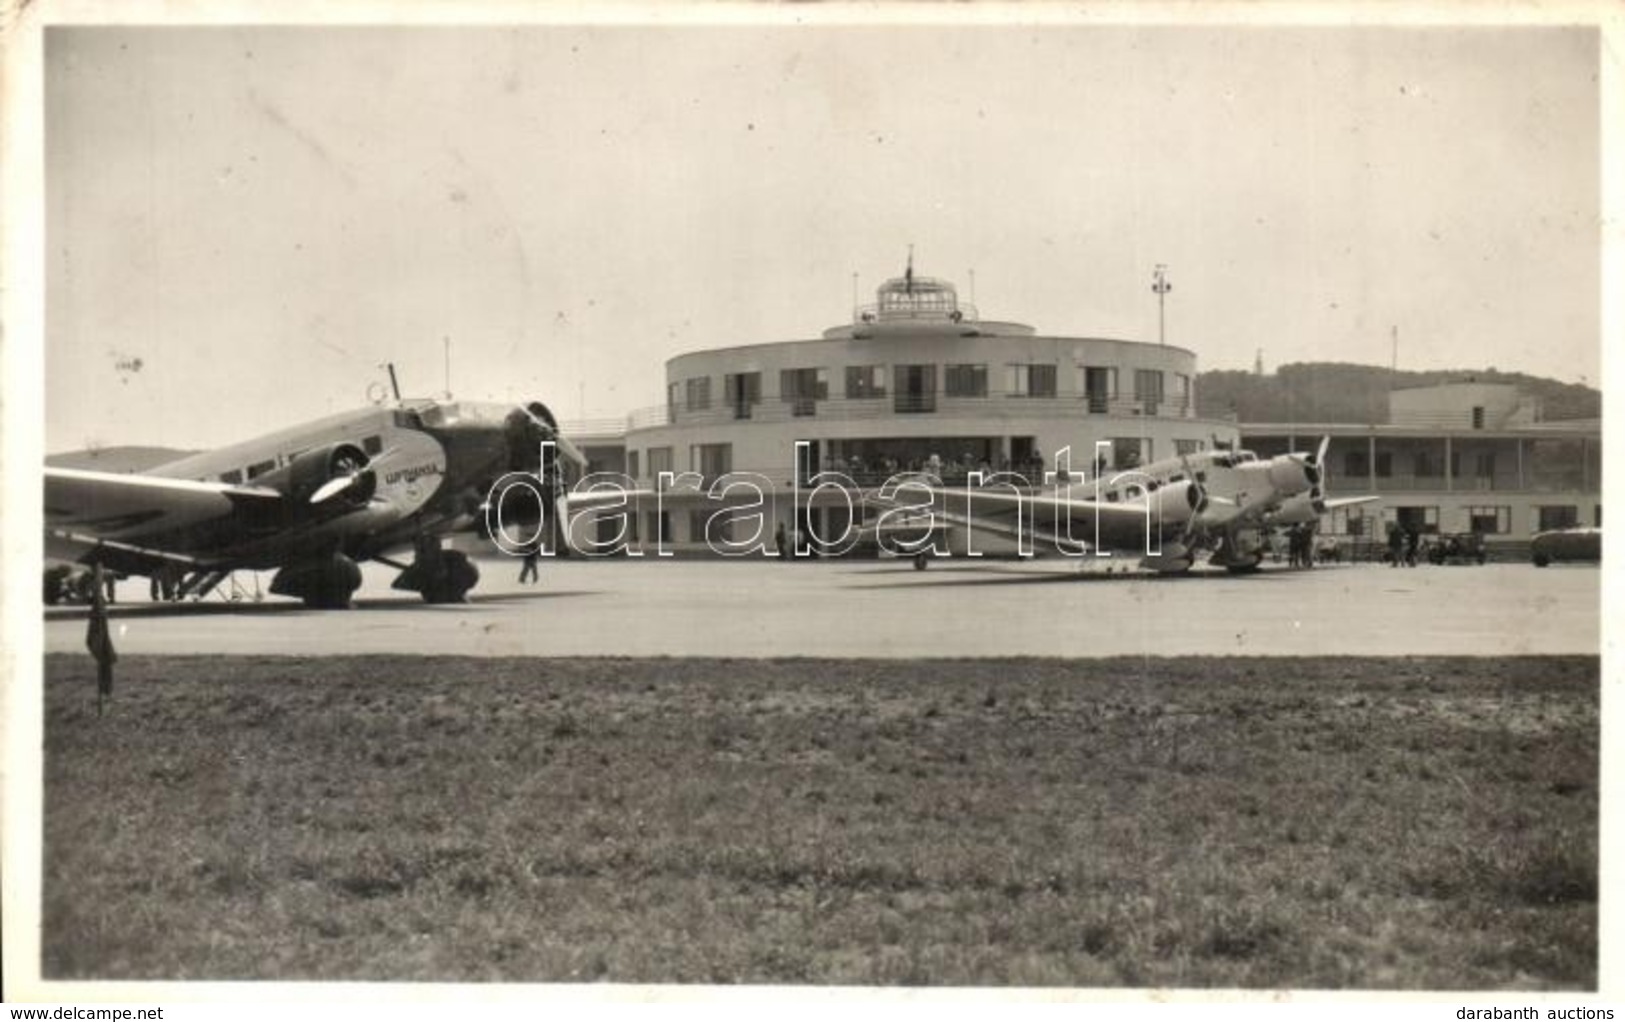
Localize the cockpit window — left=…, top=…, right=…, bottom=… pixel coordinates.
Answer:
left=393, top=410, right=423, bottom=430
left=417, top=403, right=460, bottom=428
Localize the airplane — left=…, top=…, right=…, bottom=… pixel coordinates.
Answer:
left=44, top=397, right=603, bottom=609
left=874, top=437, right=1375, bottom=575
left=863, top=470, right=1211, bottom=574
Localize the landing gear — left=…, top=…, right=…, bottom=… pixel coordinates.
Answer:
left=391, top=537, right=480, bottom=604
left=270, top=553, right=363, bottom=609
left=913, top=551, right=930, bottom=571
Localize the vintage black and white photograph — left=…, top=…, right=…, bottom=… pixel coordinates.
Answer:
left=7, top=0, right=1613, bottom=1000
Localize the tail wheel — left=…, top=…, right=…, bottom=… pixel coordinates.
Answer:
left=913, top=551, right=930, bottom=570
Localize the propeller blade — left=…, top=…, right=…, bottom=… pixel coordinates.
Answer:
left=309, top=474, right=358, bottom=505
left=309, top=447, right=394, bottom=505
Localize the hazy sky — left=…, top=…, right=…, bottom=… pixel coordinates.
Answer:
left=44, top=20, right=1601, bottom=451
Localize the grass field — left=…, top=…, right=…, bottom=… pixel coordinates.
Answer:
left=41, top=654, right=1597, bottom=988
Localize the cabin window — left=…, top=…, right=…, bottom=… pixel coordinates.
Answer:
left=219, top=469, right=243, bottom=484
left=363, top=435, right=383, bottom=456
left=247, top=460, right=276, bottom=479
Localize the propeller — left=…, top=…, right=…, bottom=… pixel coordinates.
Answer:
left=1302, top=436, right=1331, bottom=513
left=308, top=446, right=397, bottom=505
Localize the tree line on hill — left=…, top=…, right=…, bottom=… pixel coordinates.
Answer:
left=1195, top=362, right=1600, bottom=424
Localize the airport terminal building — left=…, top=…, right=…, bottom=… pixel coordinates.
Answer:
left=577, top=271, right=1241, bottom=552
left=564, top=271, right=1599, bottom=556
left=1240, top=382, right=1601, bottom=556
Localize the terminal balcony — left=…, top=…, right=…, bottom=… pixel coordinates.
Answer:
left=628, top=392, right=1194, bottom=430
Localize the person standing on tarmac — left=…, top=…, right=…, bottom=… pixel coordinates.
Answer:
left=86, top=563, right=117, bottom=715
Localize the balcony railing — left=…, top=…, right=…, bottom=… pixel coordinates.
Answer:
left=612, top=393, right=1194, bottom=432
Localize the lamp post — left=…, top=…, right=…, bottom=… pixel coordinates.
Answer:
left=1152, top=264, right=1172, bottom=346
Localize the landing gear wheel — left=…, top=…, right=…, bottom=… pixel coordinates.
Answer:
left=913, top=551, right=930, bottom=571
left=420, top=549, right=479, bottom=603
left=270, top=554, right=361, bottom=609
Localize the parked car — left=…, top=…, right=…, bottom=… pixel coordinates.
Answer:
left=1425, top=532, right=1487, bottom=566
left=1530, top=526, right=1601, bottom=567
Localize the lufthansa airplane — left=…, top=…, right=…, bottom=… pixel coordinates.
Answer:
left=45, top=398, right=592, bottom=609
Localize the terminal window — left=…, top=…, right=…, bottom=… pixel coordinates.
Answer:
left=1345, top=450, right=1369, bottom=477
left=724, top=372, right=761, bottom=420
left=691, top=443, right=732, bottom=480
left=781, top=368, right=829, bottom=416
left=685, top=377, right=711, bottom=411
left=1082, top=366, right=1116, bottom=413
left=1466, top=506, right=1511, bottom=533
left=647, top=447, right=674, bottom=477
left=946, top=364, right=988, bottom=398
left=846, top=365, right=887, bottom=399
left=1537, top=505, right=1578, bottom=532
left=1135, top=370, right=1164, bottom=415
left=1007, top=363, right=1057, bottom=399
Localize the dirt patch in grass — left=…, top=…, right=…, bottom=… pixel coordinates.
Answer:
left=40, top=655, right=1598, bottom=988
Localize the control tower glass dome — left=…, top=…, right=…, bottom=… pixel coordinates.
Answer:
left=858, top=274, right=975, bottom=325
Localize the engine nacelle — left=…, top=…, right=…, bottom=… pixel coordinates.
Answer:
left=280, top=442, right=376, bottom=508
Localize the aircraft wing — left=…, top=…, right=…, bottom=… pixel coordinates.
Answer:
left=44, top=530, right=206, bottom=578
left=900, top=482, right=1203, bottom=553
left=1260, top=492, right=1382, bottom=528
left=1322, top=495, right=1381, bottom=510
left=44, top=467, right=284, bottom=541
